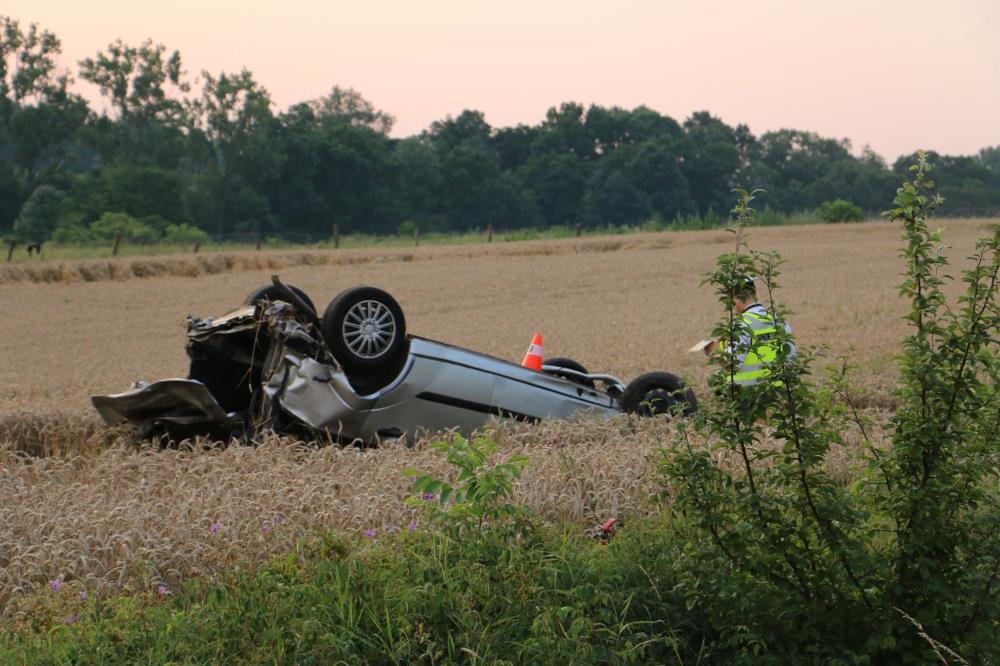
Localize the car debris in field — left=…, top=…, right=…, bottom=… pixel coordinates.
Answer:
left=92, top=278, right=697, bottom=444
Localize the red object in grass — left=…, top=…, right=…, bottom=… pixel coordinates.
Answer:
left=601, top=518, right=617, bottom=533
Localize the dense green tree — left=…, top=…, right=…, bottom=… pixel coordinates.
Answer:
left=64, top=165, right=188, bottom=226
left=12, top=183, right=63, bottom=242
left=756, top=129, right=854, bottom=209
left=583, top=167, right=650, bottom=227
left=268, top=103, right=399, bottom=235
left=534, top=102, right=593, bottom=160
left=581, top=138, right=694, bottom=226
left=516, top=152, right=587, bottom=227
left=78, top=39, right=189, bottom=166
left=760, top=129, right=852, bottom=178
left=583, top=105, right=632, bottom=155
left=492, top=124, right=538, bottom=171
left=9, top=90, right=88, bottom=187
left=0, top=16, right=66, bottom=109
left=79, top=39, right=187, bottom=124
left=978, top=145, right=1000, bottom=184
left=584, top=104, right=682, bottom=155
left=186, top=69, right=277, bottom=235
left=393, top=137, right=445, bottom=229
left=629, top=139, right=696, bottom=222
left=305, top=85, right=394, bottom=134
left=893, top=151, right=1000, bottom=216
left=427, top=110, right=492, bottom=153
left=799, top=159, right=897, bottom=212
left=0, top=16, right=87, bottom=217
left=440, top=144, right=533, bottom=229
left=677, top=111, right=741, bottom=214
left=0, top=161, right=24, bottom=231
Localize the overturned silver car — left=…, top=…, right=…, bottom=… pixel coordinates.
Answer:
left=93, top=280, right=697, bottom=444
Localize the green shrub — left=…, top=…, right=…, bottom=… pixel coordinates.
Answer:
left=89, top=212, right=161, bottom=243
left=641, top=215, right=667, bottom=232
left=816, top=198, right=864, bottom=223
left=397, top=219, right=417, bottom=237
left=162, top=223, right=211, bottom=244
left=50, top=224, right=94, bottom=245
left=659, top=153, right=1000, bottom=661
left=139, top=214, right=171, bottom=234
left=406, top=433, right=530, bottom=538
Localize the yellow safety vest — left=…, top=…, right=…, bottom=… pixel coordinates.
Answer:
left=730, top=309, right=781, bottom=386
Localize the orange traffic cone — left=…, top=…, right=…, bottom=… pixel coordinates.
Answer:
left=521, top=333, right=544, bottom=371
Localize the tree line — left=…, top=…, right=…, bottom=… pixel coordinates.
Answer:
left=2, top=16, right=999, bottom=245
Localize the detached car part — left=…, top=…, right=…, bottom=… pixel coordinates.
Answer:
left=93, top=280, right=697, bottom=444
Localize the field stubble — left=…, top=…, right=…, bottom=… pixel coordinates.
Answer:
left=0, top=218, right=991, bottom=617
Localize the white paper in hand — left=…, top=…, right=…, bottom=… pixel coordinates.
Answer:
left=688, top=338, right=713, bottom=353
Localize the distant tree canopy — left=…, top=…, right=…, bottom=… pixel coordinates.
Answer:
left=1, top=16, right=998, bottom=242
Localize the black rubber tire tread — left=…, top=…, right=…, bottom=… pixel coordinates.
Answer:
left=321, top=286, right=408, bottom=375
left=622, top=371, right=697, bottom=417
left=543, top=357, right=596, bottom=389
left=243, top=285, right=316, bottom=314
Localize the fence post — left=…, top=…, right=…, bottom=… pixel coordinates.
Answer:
left=333, top=224, right=340, bottom=249
left=255, top=235, right=262, bottom=251
left=112, top=232, right=122, bottom=257
left=193, top=242, right=200, bottom=254
left=6, top=240, right=15, bottom=262
left=414, top=225, right=419, bottom=247
left=576, top=223, right=582, bottom=237
left=487, top=224, right=493, bottom=243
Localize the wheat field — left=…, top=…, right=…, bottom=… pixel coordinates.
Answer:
left=0, top=218, right=994, bottom=620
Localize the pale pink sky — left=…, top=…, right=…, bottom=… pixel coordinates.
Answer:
left=7, top=0, right=999, bottom=161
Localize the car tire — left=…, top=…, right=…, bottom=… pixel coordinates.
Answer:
left=543, top=357, right=596, bottom=388
left=321, top=286, right=408, bottom=375
left=622, top=372, right=697, bottom=417
left=243, top=284, right=316, bottom=314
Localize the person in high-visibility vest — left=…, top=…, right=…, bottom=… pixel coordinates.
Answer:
left=703, top=277, right=795, bottom=387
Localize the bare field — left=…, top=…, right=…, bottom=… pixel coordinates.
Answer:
left=0, top=218, right=994, bottom=617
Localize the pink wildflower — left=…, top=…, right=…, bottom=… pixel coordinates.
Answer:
left=49, top=579, right=61, bottom=592
left=364, top=529, right=375, bottom=538
left=156, top=584, right=169, bottom=597
left=209, top=523, right=220, bottom=535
